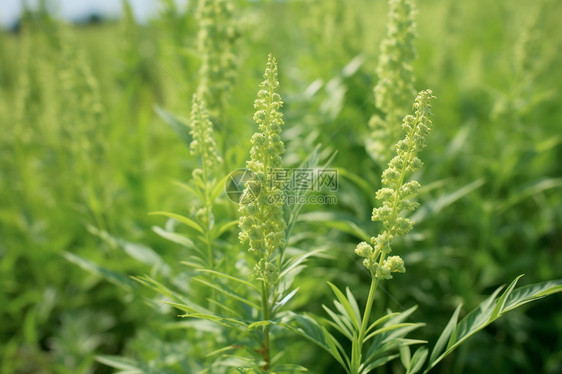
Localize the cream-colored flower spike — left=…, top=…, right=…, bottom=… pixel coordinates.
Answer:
left=238, top=54, right=286, bottom=285
left=357, top=89, right=434, bottom=279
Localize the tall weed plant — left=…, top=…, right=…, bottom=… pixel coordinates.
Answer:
left=1, top=0, right=561, bottom=373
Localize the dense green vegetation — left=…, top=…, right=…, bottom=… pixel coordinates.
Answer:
left=1, top=0, right=561, bottom=373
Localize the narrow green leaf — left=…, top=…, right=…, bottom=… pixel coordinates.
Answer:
left=365, top=338, right=426, bottom=367
left=280, top=248, right=325, bottom=278
left=361, top=354, right=399, bottom=373
left=425, top=277, right=562, bottom=373
left=204, top=297, right=245, bottom=319
left=346, top=287, right=362, bottom=327
left=96, top=355, right=141, bottom=372
left=149, top=211, right=205, bottom=234
left=365, top=323, right=424, bottom=343
left=173, top=180, right=200, bottom=198
left=278, top=313, right=350, bottom=370
left=179, top=312, right=248, bottom=328
left=273, top=288, right=299, bottom=312
left=206, top=345, right=239, bottom=357
left=248, top=320, right=272, bottom=330
left=180, top=260, right=204, bottom=268
left=366, top=312, right=401, bottom=335
left=210, top=173, right=231, bottom=203
left=192, top=277, right=260, bottom=310
left=490, top=274, right=524, bottom=321
left=322, top=305, right=353, bottom=340
left=429, top=304, right=462, bottom=364
left=133, top=275, right=193, bottom=308
left=503, top=279, right=562, bottom=312
left=215, top=220, right=239, bottom=237
left=328, top=282, right=360, bottom=330
left=152, top=225, right=202, bottom=253
left=407, top=347, right=428, bottom=374
left=400, top=345, right=411, bottom=369
left=195, top=268, right=258, bottom=290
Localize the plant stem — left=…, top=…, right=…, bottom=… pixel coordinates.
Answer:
left=351, top=274, right=380, bottom=373
left=261, top=280, right=271, bottom=371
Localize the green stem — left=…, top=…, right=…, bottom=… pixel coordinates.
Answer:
left=261, top=281, right=271, bottom=371
left=351, top=275, right=379, bottom=373
left=201, top=150, right=215, bottom=269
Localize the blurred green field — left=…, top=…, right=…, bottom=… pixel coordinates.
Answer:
left=1, top=0, right=561, bottom=373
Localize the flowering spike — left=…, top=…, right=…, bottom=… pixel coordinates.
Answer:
left=196, top=0, right=238, bottom=117
left=357, top=90, right=435, bottom=279
left=238, top=54, right=286, bottom=285
left=367, top=0, right=417, bottom=165
left=189, top=95, right=222, bottom=170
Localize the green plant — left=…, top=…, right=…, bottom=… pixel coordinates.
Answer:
left=2, top=1, right=561, bottom=373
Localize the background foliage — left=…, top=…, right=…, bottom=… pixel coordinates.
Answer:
left=1, top=0, right=561, bottom=373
